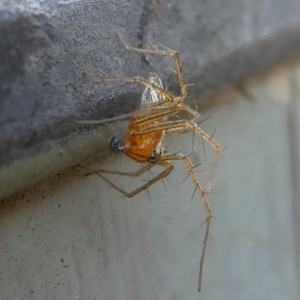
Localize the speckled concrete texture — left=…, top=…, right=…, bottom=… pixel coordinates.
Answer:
left=1, top=0, right=300, bottom=188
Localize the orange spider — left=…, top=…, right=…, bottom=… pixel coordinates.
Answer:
left=79, top=35, right=222, bottom=292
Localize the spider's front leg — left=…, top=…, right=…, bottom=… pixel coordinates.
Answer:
left=85, top=73, right=174, bottom=103
left=80, top=161, right=174, bottom=199
left=117, top=34, right=187, bottom=103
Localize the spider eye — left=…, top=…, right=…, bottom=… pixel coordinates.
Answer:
left=149, top=149, right=155, bottom=159
left=108, top=134, right=121, bottom=153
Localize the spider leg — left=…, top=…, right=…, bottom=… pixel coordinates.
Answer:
left=85, top=73, right=174, bottom=103
left=77, top=99, right=184, bottom=128
left=164, top=104, right=223, bottom=192
left=84, top=161, right=174, bottom=198
left=140, top=118, right=223, bottom=193
left=139, top=119, right=222, bottom=159
left=76, top=111, right=135, bottom=125
left=159, top=153, right=211, bottom=292
left=76, top=100, right=177, bottom=125
left=134, top=104, right=181, bottom=127
left=164, top=127, right=221, bottom=193
left=117, top=34, right=187, bottom=102
left=80, top=163, right=154, bottom=178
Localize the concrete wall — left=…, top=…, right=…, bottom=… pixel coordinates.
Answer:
left=1, top=1, right=300, bottom=299
left=1, top=0, right=300, bottom=198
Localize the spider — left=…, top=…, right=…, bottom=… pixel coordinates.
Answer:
left=79, top=35, right=222, bottom=292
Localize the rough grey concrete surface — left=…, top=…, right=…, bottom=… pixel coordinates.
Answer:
left=1, top=0, right=300, bottom=198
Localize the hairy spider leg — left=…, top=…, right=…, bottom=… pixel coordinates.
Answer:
left=83, top=161, right=174, bottom=198
left=86, top=73, right=174, bottom=103
left=86, top=34, right=188, bottom=105
left=117, top=34, right=187, bottom=100
left=158, top=153, right=210, bottom=292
